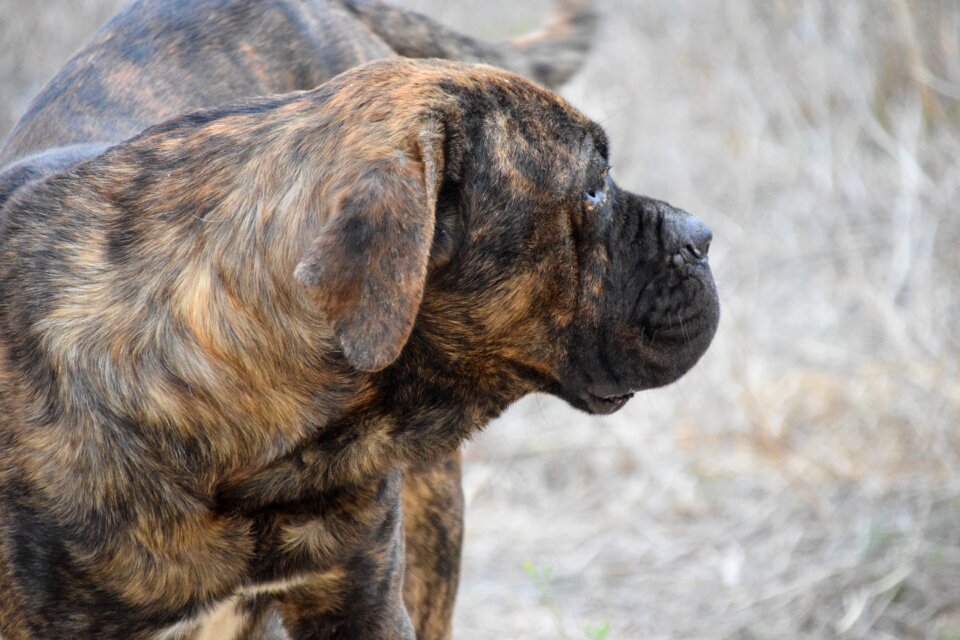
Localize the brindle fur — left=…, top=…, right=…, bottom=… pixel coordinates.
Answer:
left=0, top=2, right=597, bottom=639
left=2, top=4, right=721, bottom=640
left=0, top=0, right=595, bottom=173
left=0, top=57, right=719, bottom=639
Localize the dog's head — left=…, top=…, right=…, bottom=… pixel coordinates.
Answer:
left=295, top=59, right=719, bottom=415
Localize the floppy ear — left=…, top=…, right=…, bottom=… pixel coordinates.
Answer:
left=294, top=118, right=448, bottom=372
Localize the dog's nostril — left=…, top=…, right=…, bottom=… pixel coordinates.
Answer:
left=690, top=226, right=712, bottom=257
left=677, top=218, right=712, bottom=264
left=655, top=203, right=713, bottom=266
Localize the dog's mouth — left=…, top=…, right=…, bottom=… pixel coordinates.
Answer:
left=581, top=390, right=635, bottom=415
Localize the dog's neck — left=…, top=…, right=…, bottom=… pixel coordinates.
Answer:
left=213, top=332, right=534, bottom=513
left=350, top=329, right=537, bottom=454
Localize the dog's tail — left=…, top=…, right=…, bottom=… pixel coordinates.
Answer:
left=341, top=0, right=597, bottom=89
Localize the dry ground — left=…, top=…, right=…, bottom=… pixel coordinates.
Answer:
left=2, top=1, right=959, bottom=638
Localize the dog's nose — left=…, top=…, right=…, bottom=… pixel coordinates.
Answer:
left=666, top=210, right=712, bottom=266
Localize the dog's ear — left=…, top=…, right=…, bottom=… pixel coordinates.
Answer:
left=295, top=117, right=453, bottom=372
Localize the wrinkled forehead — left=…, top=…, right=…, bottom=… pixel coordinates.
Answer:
left=440, top=73, right=609, bottom=190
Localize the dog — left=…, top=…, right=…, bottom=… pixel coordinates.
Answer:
left=0, top=55, right=718, bottom=639
left=0, top=7, right=719, bottom=640
left=0, top=2, right=596, bottom=638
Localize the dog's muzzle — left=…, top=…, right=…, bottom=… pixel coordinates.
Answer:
left=561, top=193, right=720, bottom=415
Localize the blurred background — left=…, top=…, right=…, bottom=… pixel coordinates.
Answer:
left=2, top=0, right=959, bottom=638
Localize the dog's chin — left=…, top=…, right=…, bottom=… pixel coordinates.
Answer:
left=557, top=387, right=636, bottom=415
left=558, top=345, right=713, bottom=416
left=581, top=390, right=635, bottom=415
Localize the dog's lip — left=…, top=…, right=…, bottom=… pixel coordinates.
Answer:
left=582, top=390, right=635, bottom=415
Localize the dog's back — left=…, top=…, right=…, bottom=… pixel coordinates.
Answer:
left=0, top=0, right=595, bottom=201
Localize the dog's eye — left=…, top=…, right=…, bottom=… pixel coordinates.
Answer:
left=584, top=185, right=607, bottom=211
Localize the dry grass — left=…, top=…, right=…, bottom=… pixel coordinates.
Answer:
left=2, top=1, right=959, bottom=638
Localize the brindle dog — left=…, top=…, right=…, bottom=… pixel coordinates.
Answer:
left=0, top=8, right=718, bottom=640
left=0, top=57, right=718, bottom=639
left=0, top=2, right=595, bottom=638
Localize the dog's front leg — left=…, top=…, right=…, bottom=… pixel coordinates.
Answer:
left=273, top=484, right=415, bottom=640
left=401, top=452, right=464, bottom=640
